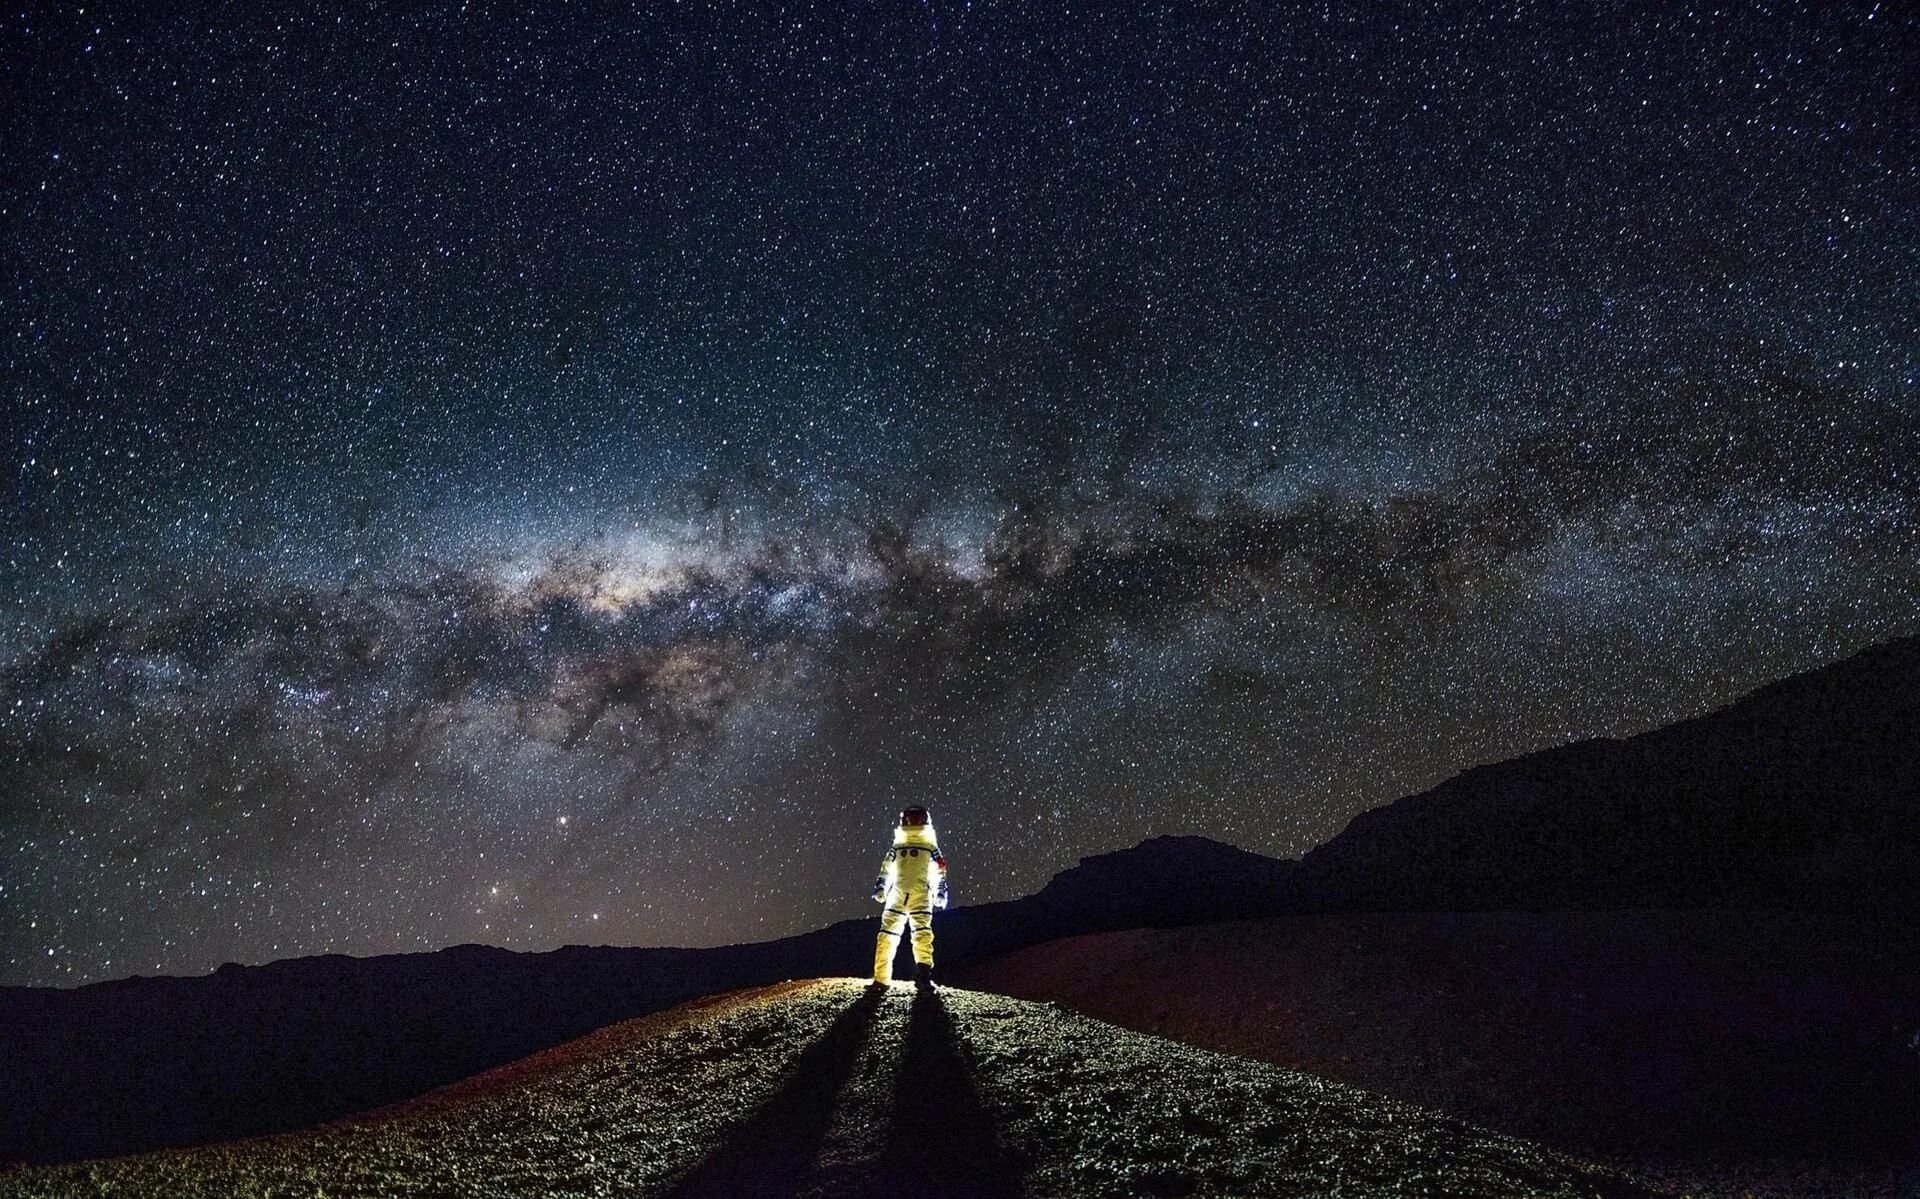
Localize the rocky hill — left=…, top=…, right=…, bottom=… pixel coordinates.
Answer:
left=0, top=979, right=1659, bottom=1199
left=0, top=835, right=1287, bottom=1166
left=956, top=912, right=1920, bottom=1195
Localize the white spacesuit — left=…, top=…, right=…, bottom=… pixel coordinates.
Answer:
left=870, top=806, right=950, bottom=988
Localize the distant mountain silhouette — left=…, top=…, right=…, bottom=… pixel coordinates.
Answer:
left=1290, top=633, right=1920, bottom=912
left=0, top=836, right=1287, bottom=1166
left=1017, top=833, right=1296, bottom=924
left=5, top=634, right=1915, bottom=1166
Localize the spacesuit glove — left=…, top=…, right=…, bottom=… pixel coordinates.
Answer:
left=936, top=880, right=950, bottom=910
left=871, top=878, right=887, bottom=903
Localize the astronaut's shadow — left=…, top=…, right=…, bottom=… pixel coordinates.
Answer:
left=662, top=985, right=1022, bottom=1198
left=663, top=984, right=886, bottom=1198
left=884, top=988, right=1026, bottom=1198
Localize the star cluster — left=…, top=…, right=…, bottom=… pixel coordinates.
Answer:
left=3, top=1, right=1916, bottom=985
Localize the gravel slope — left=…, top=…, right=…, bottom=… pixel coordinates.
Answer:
left=0, top=981, right=845, bottom=1198
left=955, top=913, right=1920, bottom=1197
left=944, top=987, right=1657, bottom=1199
left=1, top=979, right=1663, bottom=1198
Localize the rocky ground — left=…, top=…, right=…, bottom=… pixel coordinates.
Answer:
left=956, top=912, right=1920, bottom=1199
left=0, top=978, right=1661, bottom=1198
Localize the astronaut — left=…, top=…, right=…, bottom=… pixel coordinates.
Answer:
left=870, top=806, right=950, bottom=989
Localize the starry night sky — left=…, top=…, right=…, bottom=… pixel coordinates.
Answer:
left=3, top=1, right=1916, bottom=986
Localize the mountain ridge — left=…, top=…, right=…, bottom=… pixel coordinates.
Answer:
left=1291, top=632, right=1920, bottom=912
